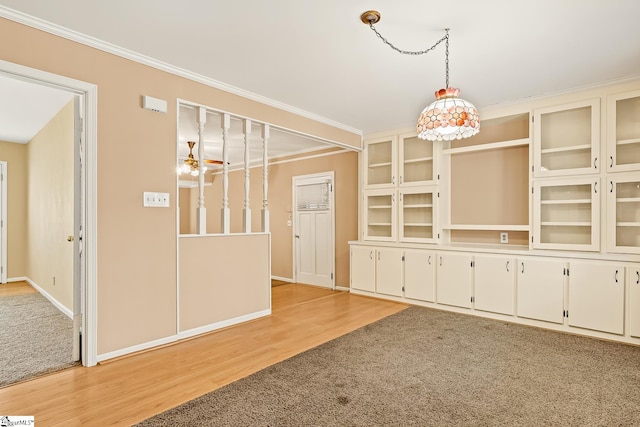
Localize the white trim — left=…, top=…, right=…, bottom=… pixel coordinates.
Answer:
left=0, top=6, right=362, bottom=138
left=0, top=59, right=99, bottom=367
left=335, top=285, right=350, bottom=292
left=0, top=161, right=6, bottom=283
left=7, top=276, right=28, bottom=282
left=25, top=277, right=73, bottom=319
left=96, top=308, right=271, bottom=363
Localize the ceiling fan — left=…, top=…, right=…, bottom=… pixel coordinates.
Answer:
left=178, top=140, right=223, bottom=176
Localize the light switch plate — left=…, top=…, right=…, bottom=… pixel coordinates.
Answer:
left=143, top=192, right=170, bottom=207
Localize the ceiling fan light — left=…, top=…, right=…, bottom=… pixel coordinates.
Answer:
left=417, top=87, right=480, bottom=141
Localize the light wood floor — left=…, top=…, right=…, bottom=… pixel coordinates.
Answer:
left=0, top=283, right=407, bottom=426
left=0, top=281, right=36, bottom=297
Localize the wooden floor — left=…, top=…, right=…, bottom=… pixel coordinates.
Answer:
left=0, top=281, right=36, bottom=297
left=0, top=283, right=407, bottom=426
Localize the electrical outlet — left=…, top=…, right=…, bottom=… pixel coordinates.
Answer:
left=500, top=232, right=508, bottom=244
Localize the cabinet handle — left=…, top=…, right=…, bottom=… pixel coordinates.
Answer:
left=400, top=175, right=403, bottom=184
left=392, top=176, right=395, bottom=185
left=506, top=261, right=510, bottom=272
left=400, top=193, right=403, bottom=202
left=428, top=255, right=432, bottom=265
left=521, top=262, right=525, bottom=274
left=637, top=271, right=640, bottom=284
left=378, top=252, right=381, bottom=261
left=610, top=181, right=614, bottom=193
left=594, top=181, right=598, bottom=194
left=369, top=250, right=373, bottom=260
left=594, top=157, right=598, bottom=169
left=610, top=155, right=614, bottom=168
left=615, top=269, right=619, bottom=283
left=439, top=256, right=443, bottom=266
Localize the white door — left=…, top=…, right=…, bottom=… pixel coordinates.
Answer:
left=436, top=252, right=473, bottom=308
left=294, top=173, right=334, bottom=288
left=72, top=96, right=84, bottom=362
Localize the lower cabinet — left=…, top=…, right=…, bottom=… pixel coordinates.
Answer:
left=350, top=245, right=376, bottom=292
left=375, top=248, right=403, bottom=297
left=517, top=257, right=566, bottom=324
left=629, top=266, right=640, bottom=338
left=436, top=252, right=473, bottom=308
left=404, top=249, right=436, bottom=302
left=350, top=243, right=640, bottom=344
left=474, top=254, right=516, bottom=316
left=350, top=245, right=403, bottom=296
left=568, top=261, right=624, bottom=335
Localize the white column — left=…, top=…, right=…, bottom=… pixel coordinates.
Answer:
left=221, top=113, right=231, bottom=234
left=243, top=119, right=252, bottom=233
left=261, top=124, right=270, bottom=233
left=196, top=107, right=207, bottom=235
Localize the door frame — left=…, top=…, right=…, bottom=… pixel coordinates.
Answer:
left=292, top=171, right=335, bottom=289
left=0, top=161, right=6, bottom=284
left=0, top=60, right=98, bottom=367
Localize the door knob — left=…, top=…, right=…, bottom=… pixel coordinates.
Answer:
left=67, top=236, right=74, bottom=242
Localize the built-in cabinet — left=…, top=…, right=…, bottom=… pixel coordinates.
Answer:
left=353, top=81, right=640, bottom=346
left=362, top=133, right=438, bottom=244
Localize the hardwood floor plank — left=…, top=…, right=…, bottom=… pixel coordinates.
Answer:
left=0, top=281, right=36, bottom=297
left=0, top=284, right=407, bottom=426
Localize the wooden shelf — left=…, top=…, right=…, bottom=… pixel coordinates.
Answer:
left=617, top=197, right=640, bottom=203
left=404, top=223, right=433, bottom=227
left=368, top=205, right=392, bottom=209
left=443, top=138, right=529, bottom=155
left=403, top=204, right=433, bottom=208
left=540, top=199, right=591, bottom=205
left=540, top=144, right=591, bottom=155
left=617, top=138, right=640, bottom=146
left=443, top=224, right=529, bottom=231
left=541, top=222, right=592, bottom=227
left=368, top=161, right=392, bottom=168
left=368, top=222, right=392, bottom=226
left=617, top=222, right=640, bottom=227
left=404, top=156, right=433, bottom=164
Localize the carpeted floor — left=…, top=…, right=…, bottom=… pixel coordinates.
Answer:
left=0, top=291, right=77, bottom=387
left=137, top=306, right=640, bottom=426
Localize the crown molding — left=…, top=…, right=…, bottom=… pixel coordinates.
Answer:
left=0, top=5, right=363, bottom=137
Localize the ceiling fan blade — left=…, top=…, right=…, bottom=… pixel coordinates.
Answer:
left=203, top=159, right=224, bottom=165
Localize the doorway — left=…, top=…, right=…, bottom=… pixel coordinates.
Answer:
left=0, top=60, right=97, bottom=367
left=293, top=172, right=335, bottom=289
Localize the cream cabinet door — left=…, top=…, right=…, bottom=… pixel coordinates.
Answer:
left=474, top=255, right=516, bottom=316
left=568, top=261, right=624, bottom=335
left=375, top=247, right=403, bottom=297
left=436, top=252, right=473, bottom=308
left=629, top=266, right=640, bottom=338
left=517, top=257, right=565, bottom=324
left=364, top=136, right=397, bottom=188
left=350, top=245, right=376, bottom=292
left=403, top=249, right=436, bottom=302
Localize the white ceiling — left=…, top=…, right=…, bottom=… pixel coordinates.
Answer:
left=0, top=75, right=73, bottom=143
left=1, top=1, right=639, bottom=139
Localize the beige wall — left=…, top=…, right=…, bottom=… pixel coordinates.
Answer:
left=0, top=140, right=27, bottom=278
left=0, top=17, right=361, bottom=356
left=26, top=100, right=74, bottom=310
left=195, top=150, right=359, bottom=287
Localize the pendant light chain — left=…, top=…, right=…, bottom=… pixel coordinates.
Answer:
left=445, top=29, right=449, bottom=89
left=368, top=22, right=448, bottom=56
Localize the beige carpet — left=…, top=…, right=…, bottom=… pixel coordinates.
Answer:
left=0, top=291, right=77, bottom=387
left=137, top=306, right=640, bottom=426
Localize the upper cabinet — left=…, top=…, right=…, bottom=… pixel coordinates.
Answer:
left=364, top=135, right=397, bottom=188
left=607, top=172, right=640, bottom=254
left=607, top=90, right=640, bottom=172
left=533, top=99, right=600, bottom=177
left=399, top=133, right=436, bottom=186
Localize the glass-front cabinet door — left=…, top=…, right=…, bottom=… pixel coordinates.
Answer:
left=607, top=90, right=640, bottom=172
left=399, top=133, right=436, bottom=186
left=399, top=187, right=437, bottom=243
left=364, top=136, right=397, bottom=188
left=533, top=177, right=600, bottom=251
left=363, top=189, right=396, bottom=241
left=533, top=99, right=600, bottom=177
left=607, top=173, right=640, bottom=254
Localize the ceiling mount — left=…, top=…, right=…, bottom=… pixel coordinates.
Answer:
left=360, top=10, right=381, bottom=25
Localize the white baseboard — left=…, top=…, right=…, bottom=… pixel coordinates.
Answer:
left=25, top=277, right=73, bottom=319
left=335, top=285, right=350, bottom=292
left=7, top=276, right=28, bottom=283
left=271, top=275, right=294, bottom=283
left=96, top=308, right=272, bottom=363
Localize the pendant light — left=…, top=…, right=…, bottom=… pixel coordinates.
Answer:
left=360, top=10, right=480, bottom=141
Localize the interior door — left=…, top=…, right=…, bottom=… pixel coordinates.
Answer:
left=0, top=161, right=6, bottom=283
left=72, top=95, right=84, bottom=362
left=294, top=173, right=334, bottom=288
